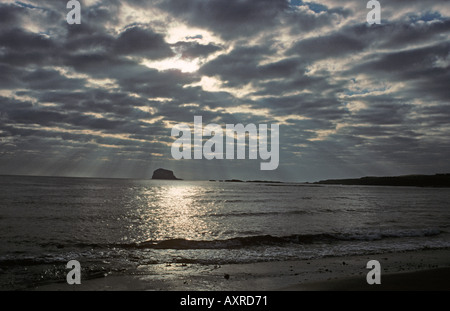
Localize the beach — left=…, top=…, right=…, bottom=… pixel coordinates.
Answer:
left=33, top=248, right=450, bottom=291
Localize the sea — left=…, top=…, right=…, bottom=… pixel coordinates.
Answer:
left=1, top=175, right=450, bottom=290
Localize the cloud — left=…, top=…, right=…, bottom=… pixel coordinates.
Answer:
left=114, top=26, right=175, bottom=59
left=287, top=31, right=366, bottom=59
left=159, top=0, right=289, bottom=39
left=173, top=41, right=222, bottom=60
left=0, top=0, right=449, bottom=181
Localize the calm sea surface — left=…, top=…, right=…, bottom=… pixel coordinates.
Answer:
left=1, top=175, right=449, bottom=289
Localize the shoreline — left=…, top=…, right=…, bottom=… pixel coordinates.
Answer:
left=32, top=248, right=450, bottom=291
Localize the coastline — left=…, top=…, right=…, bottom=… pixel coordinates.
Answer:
left=32, top=248, right=450, bottom=291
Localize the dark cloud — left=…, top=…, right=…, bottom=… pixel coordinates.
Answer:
left=117, top=67, right=200, bottom=98
left=288, top=32, right=366, bottom=59
left=0, top=64, right=24, bottom=89
left=356, top=43, right=449, bottom=74
left=379, top=19, right=450, bottom=49
left=200, top=45, right=277, bottom=87
left=0, top=27, right=55, bottom=51
left=22, top=69, right=85, bottom=90
left=159, top=0, right=289, bottom=39
left=173, top=41, right=222, bottom=60
left=63, top=30, right=115, bottom=53
left=349, top=42, right=450, bottom=102
left=114, top=26, right=175, bottom=59
left=286, top=5, right=353, bottom=33
left=185, top=34, right=203, bottom=40
left=0, top=4, right=23, bottom=27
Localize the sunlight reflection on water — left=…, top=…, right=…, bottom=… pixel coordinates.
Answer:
left=130, top=183, right=218, bottom=242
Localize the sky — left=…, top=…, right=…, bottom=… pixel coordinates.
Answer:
left=0, top=0, right=449, bottom=182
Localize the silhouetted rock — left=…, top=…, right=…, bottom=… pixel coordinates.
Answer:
left=152, top=168, right=180, bottom=180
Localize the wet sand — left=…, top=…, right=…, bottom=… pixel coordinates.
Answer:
left=33, top=248, right=450, bottom=291
left=281, top=268, right=450, bottom=291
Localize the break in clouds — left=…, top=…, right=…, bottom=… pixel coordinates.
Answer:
left=0, top=0, right=449, bottom=181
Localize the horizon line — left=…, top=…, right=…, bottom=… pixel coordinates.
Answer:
left=1, top=173, right=449, bottom=184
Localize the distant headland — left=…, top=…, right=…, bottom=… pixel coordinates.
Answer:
left=209, top=179, right=283, bottom=183
left=314, top=174, right=450, bottom=188
left=151, top=168, right=181, bottom=180
left=149, top=169, right=450, bottom=187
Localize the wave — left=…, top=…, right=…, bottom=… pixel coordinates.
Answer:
left=222, top=199, right=270, bottom=203
left=8, top=229, right=444, bottom=255
left=0, top=229, right=445, bottom=269
left=206, top=210, right=310, bottom=217
left=128, top=228, right=443, bottom=250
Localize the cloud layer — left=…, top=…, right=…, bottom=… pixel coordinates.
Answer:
left=0, top=0, right=449, bottom=181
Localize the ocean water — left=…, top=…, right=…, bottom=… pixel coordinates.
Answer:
left=1, top=175, right=450, bottom=290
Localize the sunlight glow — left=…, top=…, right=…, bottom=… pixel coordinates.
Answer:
left=136, top=185, right=215, bottom=241
left=142, top=56, right=200, bottom=73
left=186, top=76, right=256, bottom=98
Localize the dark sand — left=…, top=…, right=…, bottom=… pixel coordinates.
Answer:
left=281, top=268, right=450, bottom=291
left=33, top=248, right=450, bottom=291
